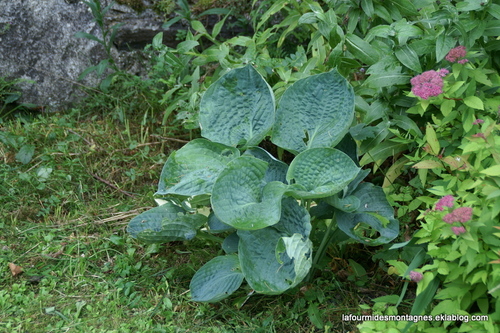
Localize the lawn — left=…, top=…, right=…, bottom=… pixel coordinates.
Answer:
left=0, top=110, right=399, bottom=332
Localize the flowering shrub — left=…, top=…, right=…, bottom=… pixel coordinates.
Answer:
left=445, top=46, right=468, bottom=64
left=380, top=47, right=500, bottom=332
left=410, top=69, right=449, bottom=100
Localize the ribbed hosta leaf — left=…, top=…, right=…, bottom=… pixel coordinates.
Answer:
left=271, top=69, right=354, bottom=154
left=127, top=202, right=206, bottom=243
left=243, top=146, right=288, bottom=183
left=286, top=148, right=360, bottom=199
left=274, top=197, right=311, bottom=238
left=238, top=228, right=312, bottom=294
left=211, top=156, right=287, bottom=230
left=199, top=64, right=275, bottom=148
left=337, top=183, right=399, bottom=245
left=156, top=139, right=240, bottom=196
left=190, top=255, right=244, bottom=302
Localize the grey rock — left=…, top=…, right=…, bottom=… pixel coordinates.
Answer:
left=0, top=0, right=248, bottom=111
left=0, top=0, right=108, bottom=110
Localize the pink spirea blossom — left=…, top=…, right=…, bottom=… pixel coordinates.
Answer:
left=451, top=226, right=466, bottom=235
left=473, top=119, right=484, bottom=125
left=411, top=69, right=449, bottom=99
left=446, top=46, right=468, bottom=64
left=409, top=271, right=423, bottom=282
left=443, top=206, right=473, bottom=224
left=435, top=195, right=454, bottom=211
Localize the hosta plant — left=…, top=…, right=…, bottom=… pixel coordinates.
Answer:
left=127, top=64, right=399, bottom=302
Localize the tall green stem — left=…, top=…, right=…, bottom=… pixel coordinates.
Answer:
left=307, top=213, right=336, bottom=282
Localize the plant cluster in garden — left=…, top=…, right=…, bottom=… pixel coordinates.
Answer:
left=363, top=42, right=500, bottom=332
left=127, top=65, right=400, bottom=303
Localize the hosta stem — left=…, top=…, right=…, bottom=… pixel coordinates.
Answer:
left=307, top=213, right=336, bottom=282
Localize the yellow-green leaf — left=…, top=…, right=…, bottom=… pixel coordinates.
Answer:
left=481, top=165, right=500, bottom=176
left=425, top=123, right=440, bottom=155
left=464, top=96, right=484, bottom=110
left=412, top=160, right=443, bottom=169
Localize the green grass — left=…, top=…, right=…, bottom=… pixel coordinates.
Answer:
left=0, top=110, right=405, bottom=332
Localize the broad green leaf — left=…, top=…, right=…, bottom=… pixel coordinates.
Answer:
left=363, top=72, right=411, bottom=88
left=436, top=34, right=455, bottom=62
left=336, top=183, right=399, bottom=245
left=15, top=144, right=35, bottom=164
left=191, top=20, right=207, bottom=34
left=211, top=156, right=287, bottom=230
left=395, top=45, right=422, bottom=72
left=361, top=0, right=375, bottom=17
left=425, top=123, right=440, bottom=155
left=157, top=139, right=240, bottom=196
left=190, top=255, right=244, bottom=302
left=207, top=211, right=234, bottom=233
left=412, top=160, right=444, bottom=169
left=238, top=228, right=312, bottom=294
left=481, top=165, right=500, bottom=177
left=274, top=197, right=312, bottom=238
left=286, top=148, right=360, bottom=199
left=345, top=34, right=381, bottom=65
left=127, top=203, right=206, bottom=243
left=272, top=70, right=355, bottom=154
left=176, top=40, right=200, bottom=54
left=243, top=147, right=288, bottom=183
left=463, top=96, right=484, bottom=110
left=199, top=65, right=275, bottom=148
left=325, top=195, right=361, bottom=213
left=393, top=20, right=423, bottom=45
left=457, top=0, right=484, bottom=11
left=359, top=141, right=407, bottom=167
left=222, top=233, right=239, bottom=254
left=389, top=0, right=418, bottom=16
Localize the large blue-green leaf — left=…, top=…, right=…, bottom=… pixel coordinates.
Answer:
left=238, top=228, right=312, bottom=294
left=190, top=255, right=244, bottom=302
left=325, top=195, right=360, bottom=213
left=243, top=147, right=288, bottom=183
left=286, top=148, right=360, bottom=199
left=271, top=70, right=355, bottom=154
left=274, top=197, right=311, bottom=238
left=207, top=211, right=234, bottom=233
left=156, top=139, right=240, bottom=196
left=199, top=65, right=275, bottom=148
left=222, top=232, right=239, bottom=254
left=127, top=203, right=206, bottom=243
left=211, top=156, right=288, bottom=230
left=336, top=183, right=399, bottom=245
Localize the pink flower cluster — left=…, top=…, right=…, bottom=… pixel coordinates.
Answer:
left=410, top=69, right=449, bottom=99
left=434, top=195, right=472, bottom=236
left=435, top=195, right=454, bottom=211
left=446, top=46, right=468, bottom=64
left=443, top=207, right=473, bottom=223
left=409, top=271, right=423, bottom=283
